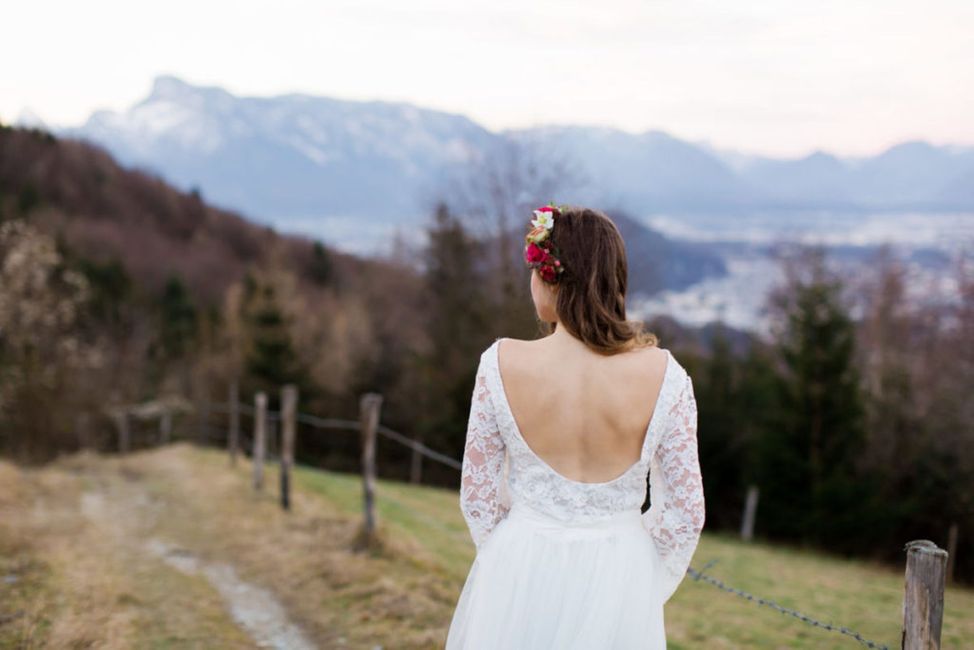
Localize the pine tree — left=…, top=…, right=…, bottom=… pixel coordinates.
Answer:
left=419, top=203, right=493, bottom=457
left=310, top=240, right=332, bottom=286
left=244, top=276, right=301, bottom=396
left=696, top=327, right=748, bottom=529
left=759, top=246, right=868, bottom=549
left=154, top=275, right=198, bottom=361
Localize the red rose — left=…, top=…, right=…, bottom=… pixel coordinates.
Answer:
left=525, top=242, right=547, bottom=264
left=539, top=264, right=558, bottom=282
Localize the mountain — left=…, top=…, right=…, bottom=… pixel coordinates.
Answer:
left=49, top=75, right=974, bottom=241
left=507, top=126, right=753, bottom=212
left=66, top=75, right=496, bottom=222
left=738, top=151, right=855, bottom=208
left=726, top=142, right=974, bottom=211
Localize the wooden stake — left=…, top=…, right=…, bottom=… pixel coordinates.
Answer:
left=410, top=440, right=423, bottom=484
left=116, top=411, right=130, bottom=454
left=946, top=523, right=958, bottom=585
left=901, top=539, right=947, bottom=650
left=740, top=485, right=759, bottom=542
left=253, top=392, right=267, bottom=491
left=75, top=412, right=91, bottom=450
left=280, top=384, right=297, bottom=510
left=160, top=410, right=172, bottom=445
left=228, top=381, right=240, bottom=467
left=359, top=393, right=383, bottom=544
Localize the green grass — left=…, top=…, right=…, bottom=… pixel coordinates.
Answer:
left=3, top=446, right=971, bottom=649
left=293, top=459, right=974, bottom=649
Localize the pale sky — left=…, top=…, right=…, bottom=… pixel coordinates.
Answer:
left=3, top=0, right=972, bottom=157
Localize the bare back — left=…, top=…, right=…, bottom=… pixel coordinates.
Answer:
left=497, top=336, right=669, bottom=484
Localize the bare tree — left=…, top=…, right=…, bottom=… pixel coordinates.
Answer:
left=428, top=135, right=586, bottom=335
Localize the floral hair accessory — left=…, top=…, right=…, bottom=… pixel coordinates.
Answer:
left=524, top=202, right=567, bottom=284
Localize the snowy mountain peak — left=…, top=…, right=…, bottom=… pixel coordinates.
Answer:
left=147, top=74, right=228, bottom=104
left=60, top=76, right=974, bottom=226
left=14, top=107, right=50, bottom=130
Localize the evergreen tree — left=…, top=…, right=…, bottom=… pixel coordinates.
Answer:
left=243, top=275, right=303, bottom=398
left=419, top=203, right=493, bottom=457
left=696, top=327, right=749, bottom=529
left=310, top=240, right=332, bottom=286
left=153, top=275, right=197, bottom=361
left=759, top=246, right=869, bottom=549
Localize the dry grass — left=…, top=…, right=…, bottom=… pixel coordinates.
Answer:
left=2, top=444, right=973, bottom=649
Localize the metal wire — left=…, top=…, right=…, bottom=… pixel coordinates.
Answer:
left=208, top=402, right=463, bottom=471
left=686, top=560, right=890, bottom=649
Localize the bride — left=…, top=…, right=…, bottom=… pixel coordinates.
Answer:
left=446, top=204, right=705, bottom=649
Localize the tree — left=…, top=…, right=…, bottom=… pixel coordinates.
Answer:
left=415, top=202, right=494, bottom=457
left=0, top=220, right=101, bottom=461
left=230, top=260, right=320, bottom=418
left=154, top=275, right=198, bottom=361
left=758, top=245, right=870, bottom=549
left=434, top=137, right=583, bottom=338
left=695, top=326, right=749, bottom=529
left=309, top=240, right=332, bottom=286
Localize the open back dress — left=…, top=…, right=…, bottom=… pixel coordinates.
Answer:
left=446, top=337, right=705, bottom=649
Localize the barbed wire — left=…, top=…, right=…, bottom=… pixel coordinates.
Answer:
left=208, top=402, right=463, bottom=471
left=119, top=410, right=898, bottom=650
left=686, top=559, right=890, bottom=649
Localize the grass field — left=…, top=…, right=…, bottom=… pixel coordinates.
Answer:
left=0, top=444, right=971, bottom=649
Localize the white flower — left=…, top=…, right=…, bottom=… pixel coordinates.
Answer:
left=531, top=209, right=555, bottom=230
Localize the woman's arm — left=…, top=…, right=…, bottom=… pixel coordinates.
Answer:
left=642, top=371, right=706, bottom=603
left=459, top=352, right=511, bottom=552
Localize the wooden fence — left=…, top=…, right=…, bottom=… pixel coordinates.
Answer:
left=104, top=385, right=951, bottom=650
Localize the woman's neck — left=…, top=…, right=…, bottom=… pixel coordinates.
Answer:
left=547, top=321, right=591, bottom=355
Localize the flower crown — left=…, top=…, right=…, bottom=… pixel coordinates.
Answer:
left=523, top=202, right=568, bottom=284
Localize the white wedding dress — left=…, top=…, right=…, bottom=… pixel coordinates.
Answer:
left=446, top=337, right=705, bottom=649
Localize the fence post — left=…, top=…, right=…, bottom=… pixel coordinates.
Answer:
left=253, top=392, right=267, bottom=491
left=196, top=392, right=203, bottom=443
left=280, top=384, right=297, bottom=511
left=946, top=523, right=958, bottom=585
left=740, top=485, right=759, bottom=542
left=200, top=393, right=211, bottom=444
left=75, top=412, right=91, bottom=450
left=228, top=381, right=240, bottom=467
left=160, top=410, right=172, bottom=445
left=901, top=539, right=947, bottom=650
left=116, top=411, right=130, bottom=454
left=359, top=392, right=383, bottom=545
left=410, top=438, right=423, bottom=484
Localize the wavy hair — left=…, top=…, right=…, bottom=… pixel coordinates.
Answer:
left=537, top=206, right=658, bottom=354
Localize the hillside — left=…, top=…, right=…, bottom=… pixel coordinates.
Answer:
left=0, top=123, right=412, bottom=307
left=2, top=445, right=972, bottom=649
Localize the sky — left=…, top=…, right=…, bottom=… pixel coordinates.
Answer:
left=2, top=0, right=973, bottom=158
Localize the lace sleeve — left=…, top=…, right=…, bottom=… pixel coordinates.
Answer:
left=642, top=371, right=706, bottom=604
left=459, top=353, right=510, bottom=552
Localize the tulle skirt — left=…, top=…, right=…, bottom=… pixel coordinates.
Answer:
left=446, top=500, right=667, bottom=649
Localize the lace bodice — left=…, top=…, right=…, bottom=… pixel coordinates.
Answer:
left=459, top=337, right=705, bottom=603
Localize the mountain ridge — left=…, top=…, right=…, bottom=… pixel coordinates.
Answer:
left=32, top=75, right=974, bottom=238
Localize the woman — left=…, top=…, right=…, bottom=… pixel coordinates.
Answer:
left=446, top=204, right=705, bottom=649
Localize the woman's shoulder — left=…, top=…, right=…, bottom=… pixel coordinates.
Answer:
left=488, top=335, right=682, bottom=380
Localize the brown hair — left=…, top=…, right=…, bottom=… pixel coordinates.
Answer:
left=537, top=206, right=658, bottom=355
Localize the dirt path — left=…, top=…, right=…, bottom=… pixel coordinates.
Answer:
left=1, top=454, right=259, bottom=648
left=0, top=445, right=455, bottom=649
left=145, top=539, right=316, bottom=650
